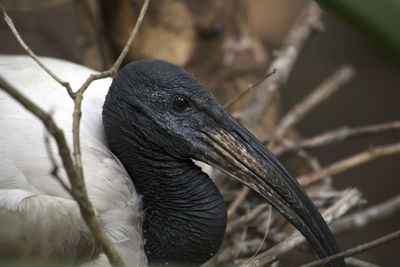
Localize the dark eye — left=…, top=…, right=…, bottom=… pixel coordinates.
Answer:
left=172, top=95, right=190, bottom=112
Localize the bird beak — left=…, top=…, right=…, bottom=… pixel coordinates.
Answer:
left=196, top=116, right=340, bottom=261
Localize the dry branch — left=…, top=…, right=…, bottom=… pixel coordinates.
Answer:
left=298, top=142, right=400, bottom=187
left=240, top=2, right=323, bottom=129
left=276, top=140, right=326, bottom=175
left=0, top=76, right=124, bottom=266
left=227, top=186, right=250, bottom=218
left=275, top=120, right=400, bottom=156
left=1, top=6, right=74, bottom=97
left=69, top=2, right=149, bottom=263
left=224, top=69, right=276, bottom=110
left=3, top=1, right=397, bottom=266
left=226, top=204, right=269, bottom=235
left=332, top=194, right=400, bottom=234
left=301, top=230, right=400, bottom=267
left=240, top=206, right=273, bottom=267
left=244, top=188, right=362, bottom=266
left=223, top=3, right=326, bottom=225
left=44, top=134, right=72, bottom=194
left=272, top=65, right=355, bottom=141
left=226, top=65, right=355, bottom=243
left=1, top=0, right=150, bottom=265
left=345, top=257, right=379, bottom=267
left=71, top=0, right=149, bottom=181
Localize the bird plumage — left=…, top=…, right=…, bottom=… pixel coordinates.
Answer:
left=0, top=55, right=145, bottom=264
left=0, top=55, right=345, bottom=267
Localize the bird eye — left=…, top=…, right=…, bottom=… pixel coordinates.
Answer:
left=172, top=95, right=190, bottom=112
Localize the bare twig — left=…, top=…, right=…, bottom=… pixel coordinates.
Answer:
left=68, top=0, right=149, bottom=175
left=298, top=142, right=400, bottom=187
left=301, top=230, right=400, bottom=267
left=272, top=65, right=355, bottom=141
left=345, top=257, right=379, bottom=267
left=274, top=120, right=400, bottom=156
left=0, top=76, right=124, bottom=266
left=236, top=7, right=328, bottom=209
left=44, top=134, right=72, bottom=194
left=222, top=5, right=326, bottom=251
left=72, top=0, right=150, bottom=96
left=2, top=0, right=150, bottom=265
left=1, top=6, right=74, bottom=97
left=275, top=139, right=332, bottom=186
left=226, top=204, right=269, bottom=235
left=240, top=2, right=323, bottom=129
left=69, top=0, right=149, bottom=207
left=234, top=227, right=249, bottom=260
left=222, top=10, right=340, bottom=254
left=245, top=188, right=362, bottom=266
left=278, top=141, right=325, bottom=174
left=331, top=194, right=400, bottom=235
left=77, top=0, right=150, bottom=86
left=232, top=136, right=328, bottom=239
left=240, top=205, right=273, bottom=267
left=224, top=69, right=276, bottom=110
left=227, top=187, right=250, bottom=218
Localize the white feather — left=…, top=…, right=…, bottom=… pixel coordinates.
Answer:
left=0, top=55, right=146, bottom=265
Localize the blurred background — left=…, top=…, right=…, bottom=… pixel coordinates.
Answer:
left=1, top=0, right=399, bottom=265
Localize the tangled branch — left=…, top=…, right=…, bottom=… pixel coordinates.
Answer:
left=0, top=1, right=150, bottom=265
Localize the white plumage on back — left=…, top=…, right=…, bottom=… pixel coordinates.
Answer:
left=0, top=55, right=146, bottom=265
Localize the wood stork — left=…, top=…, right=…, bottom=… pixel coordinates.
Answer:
left=0, top=55, right=345, bottom=266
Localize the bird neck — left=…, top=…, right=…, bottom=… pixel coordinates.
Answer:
left=121, top=149, right=227, bottom=264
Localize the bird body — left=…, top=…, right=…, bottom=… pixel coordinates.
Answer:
left=0, top=55, right=145, bottom=264
left=0, top=55, right=345, bottom=266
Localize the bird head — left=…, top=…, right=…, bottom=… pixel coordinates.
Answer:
left=102, top=59, right=343, bottom=266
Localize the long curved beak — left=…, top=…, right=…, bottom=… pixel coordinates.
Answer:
left=197, top=116, right=344, bottom=267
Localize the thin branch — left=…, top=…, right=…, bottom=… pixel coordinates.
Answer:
left=1, top=6, right=74, bottom=98
left=274, top=120, right=400, bottom=156
left=281, top=142, right=326, bottom=173
left=67, top=0, right=150, bottom=178
left=227, top=187, right=250, bottom=218
left=240, top=205, right=273, bottom=267
left=345, top=257, right=379, bottom=267
left=226, top=204, right=269, bottom=235
left=272, top=65, right=355, bottom=141
left=245, top=188, right=362, bottom=266
left=222, top=4, right=325, bottom=241
left=301, top=230, right=400, bottom=267
left=240, top=140, right=330, bottom=240
left=69, top=0, right=150, bottom=206
left=240, top=2, right=323, bottom=129
left=71, top=0, right=149, bottom=262
left=224, top=69, right=276, bottom=110
left=331, top=194, right=400, bottom=235
left=75, top=0, right=150, bottom=91
left=2, top=0, right=150, bottom=265
left=274, top=139, right=333, bottom=187
left=0, top=76, right=125, bottom=267
left=225, top=61, right=352, bottom=253
left=234, top=226, right=249, bottom=261
left=44, top=134, right=72, bottom=194
left=298, top=142, right=400, bottom=187
left=227, top=2, right=330, bottom=237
